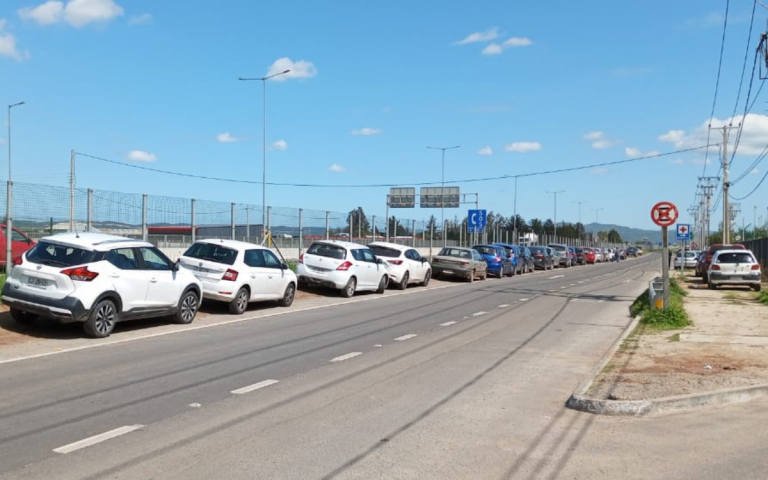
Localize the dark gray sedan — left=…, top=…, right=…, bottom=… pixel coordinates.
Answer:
left=432, top=247, right=488, bottom=282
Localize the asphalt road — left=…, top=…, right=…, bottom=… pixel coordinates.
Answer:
left=3, top=254, right=764, bottom=479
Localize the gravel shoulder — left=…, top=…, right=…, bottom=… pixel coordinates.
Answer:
left=589, top=271, right=768, bottom=400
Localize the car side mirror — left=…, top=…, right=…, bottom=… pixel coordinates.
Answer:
left=281, top=262, right=289, bottom=270
left=172, top=261, right=180, bottom=272
left=377, top=258, right=384, bottom=264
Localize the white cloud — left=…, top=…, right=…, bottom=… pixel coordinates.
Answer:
left=216, top=132, right=238, bottom=143
left=351, top=127, right=382, bottom=136
left=126, top=150, right=157, bottom=162
left=503, top=37, right=533, bottom=47
left=328, top=164, right=345, bottom=173
left=454, top=27, right=498, bottom=45
left=477, top=146, right=493, bottom=156
left=505, top=141, right=542, bottom=153
left=582, top=131, right=620, bottom=149
left=482, top=43, right=503, bottom=55
left=129, top=13, right=152, bottom=25
left=590, top=167, right=609, bottom=175
left=691, top=158, right=713, bottom=165
left=271, top=139, right=288, bottom=151
left=659, top=113, right=768, bottom=156
left=624, top=147, right=642, bottom=157
left=0, top=19, right=28, bottom=61
left=583, top=131, right=604, bottom=141
left=18, top=0, right=124, bottom=27
left=266, top=57, right=317, bottom=81
left=670, top=158, right=685, bottom=165
left=751, top=168, right=761, bottom=175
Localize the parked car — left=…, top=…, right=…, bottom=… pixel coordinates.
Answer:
left=369, top=242, right=431, bottom=289
left=548, top=247, right=563, bottom=268
left=593, top=248, right=605, bottom=262
left=694, top=251, right=708, bottom=277
left=520, top=246, right=535, bottom=273
left=569, top=247, right=583, bottom=266
left=296, top=241, right=389, bottom=297
left=529, top=246, right=554, bottom=270
left=432, top=247, right=487, bottom=282
left=673, top=250, right=699, bottom=269
left=1, top=233, right=202, bottom=338
left=700, top=244, right=746, bottom=284
left=0, top=225, right=36, bottom=268
left=179, top=239, right=296, bottom=314
left=603, top=248, right=614, bottom=262
left=548, top=244, right=573, bottom=268
left=583, top=247, right=597, bottom=264
left=636, top=246, right=644, bottom=256
left=491, top=243, right=522, bottom=275
left=625, top=247, right=638, bottom=258
left=707, top=249, right=762, bottom=291
left=472, top=244, right=513, bottom=278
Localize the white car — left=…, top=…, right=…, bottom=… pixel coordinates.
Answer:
left=369, top=242, right=432, bottom=290
left=1, top=233, right=202, bottom=338
left=296, top=240, right=389, bottom=297
left=179, top=239, right=297, bottom=314
left=594, top=250, right=604, bottom=263
left=707, top=249, right=762, bottom=291
left=674, top=250, right=699, bottom=269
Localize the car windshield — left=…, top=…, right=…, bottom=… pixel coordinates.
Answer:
left=549, top=245, right=566, bottom=252
left=183, top=242, right=238, bottom=265
left=369, top=246, right=401, bottom=258
left=26, top=241, right=97, bottom=267
left=530, top=247, right=545, bottom=254
left=439, top=248, right=472, bottom=259
left=307, top=243, right=347, bottom=260
left=716, top=252, right=755, bottom=264
left=474, top=246, right=497, bottom=255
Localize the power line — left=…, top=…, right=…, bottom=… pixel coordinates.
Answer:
left=730, top=166, right=768, bottom=200
left=76, top=145, right=713, bottom=190
left=703, top=0, right=731, bottom=177
left=731, top=0, right=757, bottom=120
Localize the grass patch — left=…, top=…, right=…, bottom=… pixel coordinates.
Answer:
left=630, top=290, right=650, bottom=318
left=758, top=290, right=768, bottom=306
left=629, top=277, right=691, bottom=330
left=668, top=333, right=680, bottom=342
left=287, top=262, right=298, bottom=272
left=0, top=274, right=5, bottom=301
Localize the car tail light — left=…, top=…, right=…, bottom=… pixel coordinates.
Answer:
left=299, top=253, right=304, bottom=264
left=535, top=254, right=543, bottom=258
left=223, top=269, right=239, bottom=281
left=712, top=265, right=720, bottom=271
left=752, top=264, right=761, bottom=271
left=61, top=266, right=99, bottom=282
left=433, top=258, right=440, bottom=263
left=12, top=255, right=22, bottom=266
left=336, top=261, right=353, bottom=271
left=388, top=260, right=403, bottom=265
left=494, top=256, right=501, bottom=263
left=460, top=261, right=470, bottom=266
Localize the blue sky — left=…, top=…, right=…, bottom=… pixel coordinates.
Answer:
left=2, top=0, right=768, bottom=231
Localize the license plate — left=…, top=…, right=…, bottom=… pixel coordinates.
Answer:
left=27, top=277, right=49, bottom=287
left=443, top=270, right=454, bottom=274
left=194, top=266, right=206, bottom=272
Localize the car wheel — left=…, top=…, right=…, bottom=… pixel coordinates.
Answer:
left=468, top=270, right=475, bottom=283
left=83, top=299, right=117, bottom=338
left=702, top=272, right=708, bottom=284
left=397, top=272, right=409, bottom=290
left=278, top=283, right=296, bottom=307
left=708, top=282, right=717, bottom=290
left=174, top=289, right=199, bottom=324
left=497, top=269, right=504, bottom=279
left=341, top=277, right=357, bottom=298
left=753, top=284, right=762, bottom=292
left=10, top=308, right=36, bottom=325
left=482, top=270, right=488, bottom=280
left=229, top=287, right=250, bottom=315
left=376, top=275, right=388, bottom=294
left=421, top=270, right=431, bottom=287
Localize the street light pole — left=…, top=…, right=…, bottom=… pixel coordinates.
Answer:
left=239, top=69, right=290, bottom=242
left=573, top=200, right=587, bottom=224
left=427, top=145, right=460, bottom=247
left=6, top=101, right=24, bottom=272
left=592, top=207, right=605, bottom=223
left=546, top=190, right=565, bottom=239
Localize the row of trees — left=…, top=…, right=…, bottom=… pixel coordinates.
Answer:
left=346, top=207, right=623, bottom=243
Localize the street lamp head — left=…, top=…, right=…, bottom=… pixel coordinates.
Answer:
left=282, top=69, right=291, bottom=74
left=9, top=101, right=25, bottom=108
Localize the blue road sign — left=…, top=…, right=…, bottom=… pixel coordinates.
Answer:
left=676, top=224, right=691, bottom=241
left=468, top=209, right=487, bottom=234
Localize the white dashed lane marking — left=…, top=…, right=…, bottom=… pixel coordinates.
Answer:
left=472, top=311, right=487, bottom=317
left=498, top=304, right=510, bottom=308
left=231, top=379, right=279, bottom=395
left=439, top=321, right=458, bottom=327
left=53, top=425, right=144, bottom=454
left=330, top=352, right=363, bottom=363
left=394, top=334, right=418, bottom=341
left=549, top=275, right=565, bottom=279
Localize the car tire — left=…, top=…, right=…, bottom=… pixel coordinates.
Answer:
left=341, top=277, right=357, bottom=298
left=278, top=283, right=296, bottom=307
left=468, top=270, right=474, bottom=283
left=229, top=287, right=250, bottom=315
left=376, top=275, right=388, bottom=294
left=173, top=289, right=199, bottom=324
left=497, top=269, right=504, bottom=279
left=10, top=308, right=36, bottom=325
left=420, top=270, right=431, bottom=287
left=753, top=284, right=762, bottom=292
left=397, top=272, right=409, bottom=290
left=83, top=299, right=117, bottom=338
left=482, top=270, right=487, bottom=280
left=708, top=282, right=716, bottom=290
left=702, top=272, right=708, bottom=284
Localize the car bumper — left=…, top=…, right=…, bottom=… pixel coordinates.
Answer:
left=709, top=272, right=761, bottom=286
left=296, top=265, right=350, bottom=290
left=433, top=265, right=472, bottom=278
left=1, top=284, right=88, bottom=323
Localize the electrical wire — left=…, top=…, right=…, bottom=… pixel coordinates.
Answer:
left=730, top=167, right=768, bottom=200
left=76, top=145, right=714, bottom=189
left=757, top=0, right=768, bottom=10
left=731, top=0, right=757, bottom=119
left=703, top=0, right=731, bottom=177
left=731, top=143, right=768, bottom=185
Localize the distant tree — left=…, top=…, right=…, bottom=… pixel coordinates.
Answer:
left=347, top=207, right=370, bottom=235
left=543, top=219, right=555, bottom=236
left=607, top=228, right=622, bottom=243
left=529, top=218, right=543, bottom=235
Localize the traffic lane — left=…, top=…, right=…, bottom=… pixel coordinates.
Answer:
left=0, top=273, right=547, bottom=472
left=0, top=260, right=658, bottom=480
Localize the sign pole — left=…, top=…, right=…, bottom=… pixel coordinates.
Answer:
left=662, top=226, right=670, bottom=309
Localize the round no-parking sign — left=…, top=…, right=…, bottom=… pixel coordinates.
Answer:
left=651, top=201, right=678, bottom=227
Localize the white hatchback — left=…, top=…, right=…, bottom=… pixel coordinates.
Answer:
left=1, top=233, right=202, bottom=338
left=179, top=239, right=297, bottom=314
left=707, top=249, right=762, bottom=291
left=368, top=242, right=431, bottom=290
left=296, top=240, right=389, bottom=297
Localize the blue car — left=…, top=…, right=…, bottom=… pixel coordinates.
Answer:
left=492, top=243, right=522, bottom=275
left=472, top=244, right=513, bottom=278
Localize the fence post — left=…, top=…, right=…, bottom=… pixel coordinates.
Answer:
left=412, top=219, right=416, bottom=247
left=69, top=150, right=75, bottom=233
left=349, top=213, right=353, bottom=239
left=325, top=211, right=330, bottom=240
left=5, top=181, right=12, bottom=272
left=191, top=199, right=196, bottom=243
left=141, top=194, right=148, bottom=241
left=429, top=221, right=434, bottom=261
left=231, top=203, right=236, bottom=240
left=372, top=215, right=376, bottom=240
left=267, top=206, right=272, bottom=240
left=246, top=207, right=251, bottom=243
left=87, top=189, right=93, bottom=232
left=298, top=208, right=304, bottom=258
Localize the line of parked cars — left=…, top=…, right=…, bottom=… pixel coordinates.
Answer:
left=688, top=243, right=763, bottom=292
left=1, top=232, right=633, bottom=339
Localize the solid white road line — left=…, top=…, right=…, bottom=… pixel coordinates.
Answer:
left=394, top=334, right=418, bottom=341
left=330, top=352, right=363, bottom=363
left=53, top=425, right=144, bottom=454
left=498, top=304, right=510, bottom=308
left=519, top=298, right=529, bottom=302
left=439, top=321, right=458, bottom=327
left=472, top=311, right=487, bottom=317
left=549, top=275, right=565, bottom=279
left=231, top=379, right=279, bottom=395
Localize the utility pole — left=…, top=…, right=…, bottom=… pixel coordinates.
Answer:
left=698, top=176, right=718, bottom=247
left=547, top=190, right=565, bottom=240
left=720, top=125, right=739, bottom=244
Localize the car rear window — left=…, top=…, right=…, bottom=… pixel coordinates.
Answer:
left=183, top=242, right=238, bottom=265
left=474, top=246, right=497, bottom=255
left=549, top=245, right=566, bottom=252
left=370, top=246, right=401, bottom=258
left=530, top=247, right=546, bottom=254
left=439, top=248, right=472, bottom=259
left=26, top=241, right=97, bottom=267
left=716, top=252, right=755, bottom=264
left=307, top=243, right=347, bottom=260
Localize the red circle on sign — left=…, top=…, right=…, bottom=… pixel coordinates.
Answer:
left=651, top=201, right=678, bottom=227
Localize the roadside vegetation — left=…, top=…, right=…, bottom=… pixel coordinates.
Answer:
left=758, top=290, right=768, bottom=306
left=0, top=273, right=5, bottom=301
left=630, top=277, right=690, bottom=330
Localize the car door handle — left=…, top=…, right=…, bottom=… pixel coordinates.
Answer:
left=110, top=273, right=120, bottom=279
left=251, top=274, right=256, bottom=278
left=268, top=275, right=273, bottom=279
left=150, top=278, right=158, bottom=283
